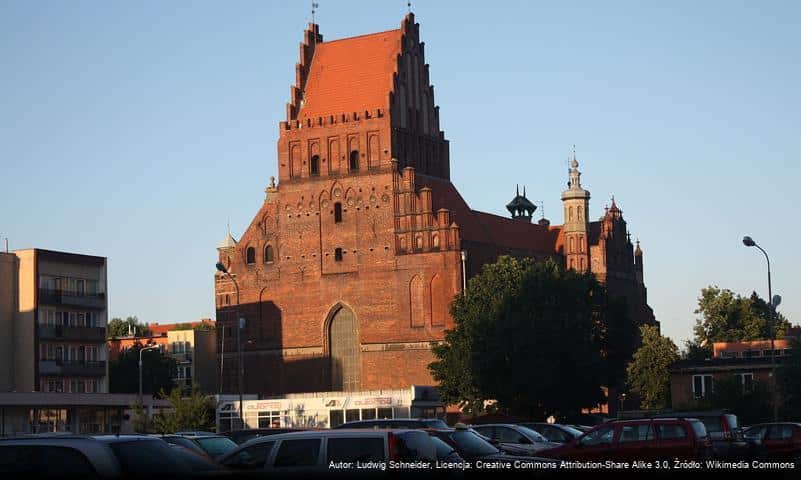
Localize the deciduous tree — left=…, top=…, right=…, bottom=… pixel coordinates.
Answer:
left=108, top=316, right=152, bottom=337
left=430, top=257, right=618, bottom=419
left=626, top=325, right=679, bottom=409
left=693, top=287, right=789, bottom=345
left=152, top=384, right=215, bottom=434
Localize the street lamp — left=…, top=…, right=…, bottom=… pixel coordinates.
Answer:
left=139, top=344, right=160, bottom=404
left=216, top=262, right=244, bottom=429
left=742, top=235, right=778, bottom=421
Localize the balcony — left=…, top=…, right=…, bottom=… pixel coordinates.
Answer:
left=39, top=289, right=106, bottom=309
left=39, top=325, right=107, bottom=342
left=39, top=360, right=106, bottom=377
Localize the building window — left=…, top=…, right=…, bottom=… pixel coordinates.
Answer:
left=569, top=237, right=574, bottom=253
left=432, top=234, right=440, bottom=250
left=415, top=236, right=423, bottom=251
left=335, top=248, right=343, bottom=262
left=349, top=151, right=359, bottom=171
left=569, top=206, right=573, bottom=221
left=310, top=155, right=320, bottom=176
left=579, top=236, right=584, bottom=253
left=246, top=247, right=256, bottom=264
left=334, top=202, right=342, bottom=223
left=734, top=373, right=754, bottom=393
left=692, top=374, right=713, bottom=399
left=265, top=245, right=275, bottom=263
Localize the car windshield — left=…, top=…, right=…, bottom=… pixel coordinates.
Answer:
left=517, top=425, right=549, bottom=442
left=558, top=425, right=584, bottom=437
left=449, top=430, right=499, bottom=457
left=430, top=436, right=457, bottom=459
left=107, top=439, right=190, bottom=475
left=169, top=446, right=223, bottom=472
left=195, top=437, right=238, bottom=457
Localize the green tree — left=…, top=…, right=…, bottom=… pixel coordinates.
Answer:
left=130, top=401, right=151, bottom=433
left=430, top=257, right=614, bottom=419
left=681, top=339, right=711, bottom=361
left=172, top=321, right=215, bottom=332
left=693, top=286, right=789, bottom=345
left=108, top=344, right=176, bottom=395
left=152, top=384, right=215, bottom=434
left=108, top=316, right=152, bottom=338
left=777, top=337, right=801, bottom=419
left=626, top=325, right=679, bottom=409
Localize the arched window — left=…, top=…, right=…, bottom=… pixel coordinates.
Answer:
left=246, top=247, right=256, bottom=264
left=334, top=202, right=342, bottom=223
left=264, top=245, right=274, bottom=263
left=578, top=206, right=583, bottom=221
left=415, top=236, right=423, bottom=251
left=579, top=236, right=584, bottom=253
left=569, top=206, right=574, bottom=221
left=569, top=237, right=575, bottom=253
left=432, top=234, right=440, bottom=250
left=349, top=151, right=359, bottom=171
left=335, top=248, right=343, bottom=262
left=328, top=305, right=360, bottom=391
left=310, top=155, right=320, bottom=176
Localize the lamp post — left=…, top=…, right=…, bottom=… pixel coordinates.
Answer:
left=742, top=236, right=778, bottom=421
left=138, top=344, right=160, bottom=404
left=216, top=262, right=244, bottom=430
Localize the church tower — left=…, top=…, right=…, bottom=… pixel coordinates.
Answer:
left=561, top=150, right=590, bottom=272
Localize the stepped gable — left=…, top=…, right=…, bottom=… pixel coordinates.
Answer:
left=298, top=29, right=403, bottom=121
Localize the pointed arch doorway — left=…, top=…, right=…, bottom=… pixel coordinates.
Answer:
left=327, top=304, right=360, bottom=391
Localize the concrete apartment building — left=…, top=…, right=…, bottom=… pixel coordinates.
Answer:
left=168, top=328, right=218, bottom=394
left=0, top=249, right=109, bottom=393
left=107, top=320, right=218, bottom=394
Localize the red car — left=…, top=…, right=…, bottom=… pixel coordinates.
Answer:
left=743, top=422, right=801, bottom=462
left=538, top=418, right=711, bottom=462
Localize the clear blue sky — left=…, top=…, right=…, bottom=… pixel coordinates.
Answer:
left=2, top=1, right=799, bottom=346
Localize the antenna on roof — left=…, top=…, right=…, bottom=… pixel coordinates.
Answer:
left=311, top=2, right=319, bottom=24
left=407, top=1, right=412, bottom=13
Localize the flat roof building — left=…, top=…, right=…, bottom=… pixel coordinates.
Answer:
left=0, top=249, right=109, bottom=394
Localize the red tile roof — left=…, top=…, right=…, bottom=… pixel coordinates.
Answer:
left=299, top=29, right=402, bottom=120
left=417, top=175, right=562, bottom=254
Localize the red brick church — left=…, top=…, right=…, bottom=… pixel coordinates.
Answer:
left=215, top=13, right=656, bottom=396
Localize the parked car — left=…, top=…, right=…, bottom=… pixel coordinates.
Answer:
left=175, top=431, right=217, bottom=437
left=429, top=435, right=466, bottom=463
left=222, top=428, right=312, bottom=445
left=568, top=425, right=592, bottom=433
left=0, top=436, right=121, bottom=479
left=539, top=418, right=711, bottom=461
left=93, top=435, right=226, bottom=476
left=519, top=423, right=584, bottom=443
left=333, top=418, right=449, bottom=430
left=653, top=410, right=747, bottom=458
left=470, top=424, right=560, bottom=455
left=426, top=427, right=553, bottom=463
left=743, top=422, right=801, bottom=462
left=160, top=434, right=238, bottom=459
left=0, top=435, right=226, bottom=478
left=218, top=429, right=437, bottom=473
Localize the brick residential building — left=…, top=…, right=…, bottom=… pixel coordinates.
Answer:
left=215, top=13, right=657, bottom=397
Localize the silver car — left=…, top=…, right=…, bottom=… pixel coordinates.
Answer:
left=470, top=424, right=561, bottom=456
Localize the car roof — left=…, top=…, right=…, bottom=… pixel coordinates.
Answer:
left=92, top=435, right=164, bottom=443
